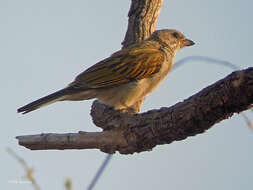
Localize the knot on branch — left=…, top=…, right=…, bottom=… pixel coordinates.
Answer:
left=90, top=100, right=135, bottom=130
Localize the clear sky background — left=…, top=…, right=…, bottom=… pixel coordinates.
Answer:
left=1, top=0, right=253, bottom=190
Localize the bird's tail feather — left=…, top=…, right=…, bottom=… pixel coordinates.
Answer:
left=17, top=88, right=69, bottom=114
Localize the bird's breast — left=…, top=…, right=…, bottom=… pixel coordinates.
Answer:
left=137, top=59, right=173, bottom=97
left=96, top=59, right=173, bottom=110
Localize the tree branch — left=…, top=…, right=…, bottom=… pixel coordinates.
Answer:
left=16, top=67, right=253, bottom=154
left=122, top=0, right=163, bottom=47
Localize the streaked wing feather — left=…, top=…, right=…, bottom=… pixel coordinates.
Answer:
left=73, top=47, right=164, bottom=88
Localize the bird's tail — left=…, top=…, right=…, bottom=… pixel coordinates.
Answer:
left=17, top=88, right=69, bottom=114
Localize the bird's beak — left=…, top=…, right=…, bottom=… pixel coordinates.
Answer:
left=181, top=39, right=195, bottom=48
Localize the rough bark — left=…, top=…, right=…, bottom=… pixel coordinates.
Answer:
left=122, top=0, right=163, bottom=48
left=16, top=67, right=253, bottom=154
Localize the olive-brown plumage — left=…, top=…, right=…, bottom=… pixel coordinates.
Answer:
left=17, top=29, right=194, bottom=114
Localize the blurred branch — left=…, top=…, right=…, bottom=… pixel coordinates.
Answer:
left=65, top=177, right=72, bottom=190
left=242, top=114, right=253, bottom=130
left=7, top=148, right=41, bottom=190
left=7, top=148, right=74, bottom=190
left=174, top=55, right=239, bottom=70
left=87, top=154, right=112, bottom=190
left=16, top=67, right=253, bottom=154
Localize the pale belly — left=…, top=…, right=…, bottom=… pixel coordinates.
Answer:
left=97, top=61, right=172, bottom=110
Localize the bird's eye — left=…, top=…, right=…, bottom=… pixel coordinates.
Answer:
left=172, top=32, right=180, bottom=39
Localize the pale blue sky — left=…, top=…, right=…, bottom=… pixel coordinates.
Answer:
left=1, top=1, right=253, bottom=190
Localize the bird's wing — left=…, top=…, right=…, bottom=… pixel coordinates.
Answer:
left=72, top=47, right=165, bottom=89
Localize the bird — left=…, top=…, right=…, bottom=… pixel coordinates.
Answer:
left=17, top=29, right=194, bottom=114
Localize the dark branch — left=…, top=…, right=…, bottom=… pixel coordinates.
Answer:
left=16, top=67, right=253, bottom=154
left=122, top=0, right=163, bottom=48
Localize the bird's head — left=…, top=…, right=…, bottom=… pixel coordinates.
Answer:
left=149, top=29, right=195, bottom=52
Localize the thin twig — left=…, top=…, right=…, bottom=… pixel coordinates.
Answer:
left=241, top=114, right=253, bottom=130
left=7, top=148, right=41, bottom=190
left=174, top=55, right=239, bottom=70
left=65, top=177, right=72, bottom=190
left=87, top=154, right=112, bottom=190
